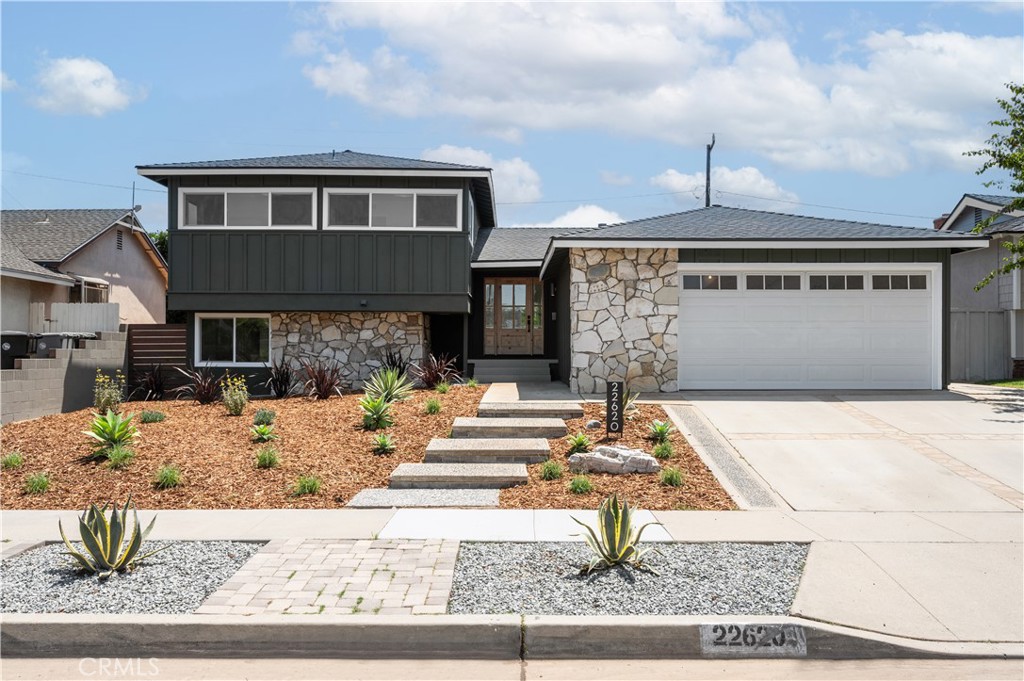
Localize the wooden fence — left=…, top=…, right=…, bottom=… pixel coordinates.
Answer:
left=126, top=324, right=189, bottom=390
left=29, top=302, right=120, bottom=333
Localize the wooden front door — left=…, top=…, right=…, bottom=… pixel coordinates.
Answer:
left=483, top=278, right=544, bottom=355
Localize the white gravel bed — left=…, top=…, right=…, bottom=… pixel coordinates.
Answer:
left=448, top=542, right=808, bottom=616
left=1, top=541, right=263, bottom=614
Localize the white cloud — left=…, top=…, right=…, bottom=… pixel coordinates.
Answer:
left=422, top=144, right=542, bottom=205
left=298, top=3, right=1022, bottom=175
left=511, top=204, right=622, bottom=229
left=652, top=166, right=798, bottom=210
left=33, top=57, right=143, bottom=116
left=600, top=170, right=633, bottom=186
left=1, top=71, right=16, bottom=91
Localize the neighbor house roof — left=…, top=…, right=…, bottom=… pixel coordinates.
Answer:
left=137, top=150, right=490, bottom=172
left=965, top=193, right=1016, bottom=207
left=984, top=214, right=1024, bottom=234
left=0, top=239, right=75, bottom=285
left=472, top=227, right=591, bottom=266
left=1, top=209, right=134, bottom=262
left=938, top=193, right=1024, bottom=231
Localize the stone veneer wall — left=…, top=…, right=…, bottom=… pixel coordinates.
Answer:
left=570, top=248, right=678, bottom=393
left=272, top=312, right=425, bottom=387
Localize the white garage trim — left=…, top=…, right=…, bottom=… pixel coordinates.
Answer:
left=677, top=262, right=943, bottom=390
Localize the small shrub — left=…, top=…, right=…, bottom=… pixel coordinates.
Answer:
left=571, top=493, right=660, bottom=575
left=105, top=445, right=135, bottom=470
left=154, top=464, right=182, bottom=489
left=140, top=410, right=166, bottom=424
left=58, top=495, right=163, bottom=578
left=24, top=472, right=50, bottom=494
left=434, top=381, right=450, bottom=394
left=465, top=378, right=479, bottom=388
left=300, top=358, right=344, bottom=400
left=84, top=410, right=139, bottom=453
left=363, top=367, right=414, bottom=403
left=253, top=408, right=276, bottom=426
left=411, top=353, right=461, bottom=389
left=540, top=460, right=563, bottom=480
left=359, top=395, right=393, bottom=430
left=221, top=374, right=249, bottom=416
left=255, top=446, right=280, bottom=469
left=2, top=452, right=24, bottom=469
left=133, top=365, right=167, bottom=401
left=652, top=442, right=674, bottom=460
left=568, top=475, right=593, bottom=495
left=565, top=432, right=592, bottom=454
left=647, top=420, right=675, bottom=445
left=424, top=397, right=442, bottom=415
left=379, top=347, right=410, bottom=376
left=293, top=475, right=322, bottom=496
left=264, top=358, right=297, bottom=399
left=371, top=433, right=396, bottom=455
left=93, top=368, right=125, bottom=413
left=251, top=424, right=279, bottom=443
left=660, top=467, right=683, bottom=487
left=173, top=367, right=221, bottom=404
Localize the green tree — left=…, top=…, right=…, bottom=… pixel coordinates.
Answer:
left=964, top=82, right=1024, bottom=290
left=150, top=230, right=168, bottom=262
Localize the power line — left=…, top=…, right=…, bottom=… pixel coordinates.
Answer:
left=714, top=190, right=935, bottom=220
left=1, top=169, right=166, bottom=193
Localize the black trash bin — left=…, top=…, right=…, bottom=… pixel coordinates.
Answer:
left=1, top=331, right=31, bottom=370
left=35, top=333, right=68, bottom=358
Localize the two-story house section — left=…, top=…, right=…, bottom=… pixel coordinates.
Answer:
left=137, top=150, right=497, bottom=389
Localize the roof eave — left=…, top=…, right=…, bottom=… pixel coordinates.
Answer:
left=136, top=166, right=492, bottom=178
left=0, top=267, right=76, bottom=286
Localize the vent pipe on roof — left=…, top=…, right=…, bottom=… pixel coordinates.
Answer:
left=705, top=133, right=716, bottom=208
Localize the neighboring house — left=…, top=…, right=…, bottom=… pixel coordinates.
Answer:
left=138, top=150, right=987, bottom=393
left=935, top=193, right=1024, bottom=380
left=1, top=209, right=168, bottom=331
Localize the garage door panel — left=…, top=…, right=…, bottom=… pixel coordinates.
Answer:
left=807, top=303, right=867, bottom=322
left=870, top=302, right=930, bottom=323
left=807, top=364, right=866, bottom=382
left=745, top=305, right=805, bottom=323
left=868, top=331, right=930, bottom=353
left=806, top=330, right=867, bottom=353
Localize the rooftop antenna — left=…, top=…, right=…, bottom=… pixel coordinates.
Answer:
left=130, top=182, right=137, bottom=229
left=705, top=133, right=716, bottom=208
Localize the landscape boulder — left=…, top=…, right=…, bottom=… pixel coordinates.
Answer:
left=568, top=445, right=661, bottom=475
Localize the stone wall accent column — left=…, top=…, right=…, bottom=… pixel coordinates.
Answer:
left=271, top=312, right=425, bottom=387
left=569, top=248, right=678, bottom=393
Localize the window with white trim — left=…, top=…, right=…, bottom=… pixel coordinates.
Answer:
left=197, top=315, right=270, bottom=365
left=181, top=190, right=314, bottom=229
left=872, top=274, right=927, bottom=290
left=681, top=274, right=738, bottom=290
left=746, top=274, right=801, bottom=291
left=809, top=274, right=864, bottom=290
left=325, top=189, right=460, bottom=230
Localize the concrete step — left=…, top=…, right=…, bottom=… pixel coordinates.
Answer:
left=389, top=463, right=528, bottom=489
left=474, top=375, right=552, bottom=383
left=472, top=359, right=553, bottom=383
left=424, top=438, right=550, bottom=464
left=451, top=417, right=568, bottom=439
left=346, top=488, right=500, bottom=508
left=477, top=402, right=584, bottom=420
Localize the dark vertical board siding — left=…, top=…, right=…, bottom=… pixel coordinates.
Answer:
left=209, top=234, right=228, bottom=291
left=676, top=248, right=945, bottom=265
left=431, top=236, right=448, bottom=291
left=320, top=233, right=338, bottom=291
left=451, top=239, right=467, bottom=291
left=411, top=235, right=429, bottom=291
left=264, top=234, right=282, bottom=291
left=339, top=235, right=357, bottom=291
left=769, top=249, right=792, bottom=263
left=393, top=237, right=411, bottom=292
left=228, top=234, right=247, bottom=290
left=357, top=235, right=375, bottom=291
left=283, top=236, right=303, bottom=291
left=302, top=234, right=319, bottom=291
left=190, top=234, right=208, bottom=291
left=246, top=234, right=264, bottom=291
left=375, top=235, right=393, bottom=292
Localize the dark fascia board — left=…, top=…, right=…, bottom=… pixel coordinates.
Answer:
left=537, top=235, right=991, bottom=279
left=169, top=293, right=471, bottom=315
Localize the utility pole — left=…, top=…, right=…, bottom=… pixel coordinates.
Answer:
left=705, top=134, right=716, bottom=208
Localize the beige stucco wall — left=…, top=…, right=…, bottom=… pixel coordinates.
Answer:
left=61, top=227, right=166, bottom=324
left=1, top=276, right=70, bottom=331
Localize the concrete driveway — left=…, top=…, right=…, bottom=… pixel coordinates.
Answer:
left=674, top=389, right=1023, bottom=513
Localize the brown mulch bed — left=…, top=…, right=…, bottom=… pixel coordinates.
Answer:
left=500, top=403, right=737, bottom=511
left=0, top=387, right=484, bottom=510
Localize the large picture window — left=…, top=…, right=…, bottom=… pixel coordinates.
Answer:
left=181, top=190, right=314, bottom=229
left=325, top=190, right=460, bottom=230
left=197, top=315, right=270, bottom=366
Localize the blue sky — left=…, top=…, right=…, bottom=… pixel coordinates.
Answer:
left=1, top=1, right=1021, bottom=232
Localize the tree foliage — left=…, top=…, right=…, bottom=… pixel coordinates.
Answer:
left=149, top=230, right=168, bottom=261
left=964, top=82, right=1024, bottom=290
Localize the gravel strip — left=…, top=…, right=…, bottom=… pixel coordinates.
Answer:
left=448, top=542, right=808, bottom=616
left=1, top=541, right=263, bottom=614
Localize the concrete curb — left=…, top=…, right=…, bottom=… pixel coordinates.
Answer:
left=3, top=613, right=1020, bottom=660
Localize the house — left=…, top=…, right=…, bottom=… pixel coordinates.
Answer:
left=1, top=209, right=168, bottom=331
left=935, top=194, right=1023, bottom=380
left=138, top=150, right=987, bottom=393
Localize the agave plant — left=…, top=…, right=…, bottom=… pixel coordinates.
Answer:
left=359, top=394, right=393, bottom=430
left=363, top=367, right=414, bottom=403
left=571, top=494, right=661, bottom=575
left=83, top=410, right=139, bottom=454
left=58, top=495, right=165, bottom=578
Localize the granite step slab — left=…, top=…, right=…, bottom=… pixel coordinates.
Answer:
left=389, top=463, right=528, bottom=489
left=425, top=438, right=550, bottom=464
left=346, top=488, right=500, bottom=508
left=451, top=417, right=568, bottom=439
left=477, top=402, right=584, bottom=420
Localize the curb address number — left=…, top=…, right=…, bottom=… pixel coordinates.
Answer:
left=699, top=623, right=807, bottom=658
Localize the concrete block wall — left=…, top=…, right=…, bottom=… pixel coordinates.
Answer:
left=1, top=332, right=127, bottom=425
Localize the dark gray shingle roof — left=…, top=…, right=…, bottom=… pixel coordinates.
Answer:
left=1, top=209, right=131, bottom=262
left=966, top=193, right=1016, bottom=207
left=0, top=239, right=74, bottom=282
left=473, top=227, right=591, bottom=262
left=986, top=214, right=1024, bottom=234
left=562, top=206, right=978, bottom=241
left=138, top=150, right=490, bottom=171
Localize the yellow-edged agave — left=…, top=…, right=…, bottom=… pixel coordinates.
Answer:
left=58, top=495, right=164, bottom=579
left=571, top=493, right=661, bottom=575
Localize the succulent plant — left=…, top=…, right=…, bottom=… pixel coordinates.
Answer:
left=58, top=495, right=164, bottom=578
left=571, top=493, right=661, bottom=575
left=363, top=367, right=414, bottom=403
left=83, top=410, right=139, bottom=454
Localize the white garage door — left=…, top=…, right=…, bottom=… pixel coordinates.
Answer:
left=677, top=266, right=940, bottom=390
